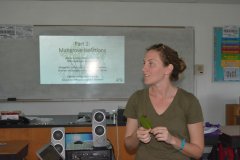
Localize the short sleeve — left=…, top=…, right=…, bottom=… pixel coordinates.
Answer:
left=124, top=91, right=139, bottom=119
left=186, top=95, right=204, bottom=124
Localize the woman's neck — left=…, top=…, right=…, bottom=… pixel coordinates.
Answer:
left=149, top=84, right=177, bottom=98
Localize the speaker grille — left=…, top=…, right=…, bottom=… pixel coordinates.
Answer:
left=94, top=125, right=106, bottom=136
left=54, top=143, right=63, bottom=153
left=94, top=112, right=105, bottom=123
left=53, top=130, right=64, bottom=141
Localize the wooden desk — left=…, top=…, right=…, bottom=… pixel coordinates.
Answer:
left=0, top=126, right=135, bottom=160
left=219, top=126, right=240, bottom=159
left=220, top=125, right=240, bottom=148
left=0, top=140, right=28, bottom=160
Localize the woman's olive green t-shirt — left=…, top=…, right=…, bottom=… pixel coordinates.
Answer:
left=124, top=88, right=204, bottom=160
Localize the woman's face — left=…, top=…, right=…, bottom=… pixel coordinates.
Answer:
left=142, top=49, right=172, bottom=86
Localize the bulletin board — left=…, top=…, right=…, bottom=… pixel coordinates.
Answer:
left=214, top=26, right=240, bottom=82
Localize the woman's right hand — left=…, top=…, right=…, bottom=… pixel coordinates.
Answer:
left=136, top=127, right=151, bottom=143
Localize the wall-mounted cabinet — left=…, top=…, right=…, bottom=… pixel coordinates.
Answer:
left=226, top=104, right=240, bottom=125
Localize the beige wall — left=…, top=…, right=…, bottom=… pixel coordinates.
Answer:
left=0, top=1, right=240, bottom=125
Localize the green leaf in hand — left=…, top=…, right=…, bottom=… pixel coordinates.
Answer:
left=139, top=115, right=152, bottom=129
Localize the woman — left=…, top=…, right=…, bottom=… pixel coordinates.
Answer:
left=124, top=43, right=204, bottom=160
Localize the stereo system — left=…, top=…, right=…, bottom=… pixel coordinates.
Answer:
left=66, top=149, right=112, bottom=160
left=49, top=109, right=113, bottom=159
left=92, top=109, right=108, bottom=148
left=51, top=127, right=65, bottom=159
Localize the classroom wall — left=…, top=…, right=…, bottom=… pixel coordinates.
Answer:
left=0, top=1, right=240, bottom=125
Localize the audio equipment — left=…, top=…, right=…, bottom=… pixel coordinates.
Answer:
left=51, top=127, right=65, bottom=159
left=92, top=109, right=108, bottom=148
left=66, top=148, right=112, bottom=160
left=117, top=108, right=127, bottom=125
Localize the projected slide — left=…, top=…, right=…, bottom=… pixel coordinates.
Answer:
left=39, top=36, right=125, bottom=84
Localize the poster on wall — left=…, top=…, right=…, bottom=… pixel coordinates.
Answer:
left=214, top=26, right=240, bottom=82
left=0, top=24, right=33, bottom=39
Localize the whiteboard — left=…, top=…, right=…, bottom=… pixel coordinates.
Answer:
left=0, top=26, right=194, bottom=101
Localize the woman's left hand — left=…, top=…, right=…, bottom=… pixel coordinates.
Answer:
left=150, top=126, right=173, bottom=144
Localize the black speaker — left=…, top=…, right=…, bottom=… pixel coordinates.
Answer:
left=92, top=109, right=108, bottom=148
left=117, top=108, right=127, bottom=125
left=51, top=127, right=65, bottom=159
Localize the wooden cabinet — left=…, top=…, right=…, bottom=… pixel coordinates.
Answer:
left=0, top=126, right=135, bottom=160
left=226, top=104, right=240, bottom=125
left=0, top=140, right=28, bottom=160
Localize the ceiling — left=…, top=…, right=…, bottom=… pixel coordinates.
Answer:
left=2, top=0, right=240, bottom=4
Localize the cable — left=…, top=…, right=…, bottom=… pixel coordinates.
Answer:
left=115, top=116, right=120, bottom=160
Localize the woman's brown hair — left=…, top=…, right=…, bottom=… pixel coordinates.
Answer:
left=146, top=43, right=186, bottom=81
